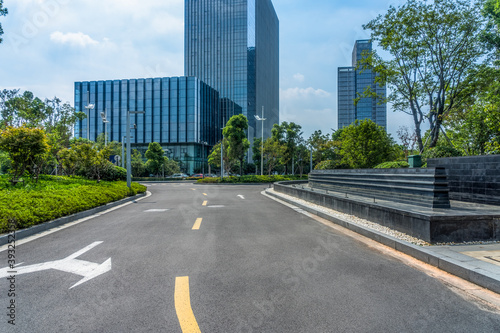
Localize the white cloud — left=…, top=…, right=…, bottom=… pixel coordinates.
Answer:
left=293, top=73, right=305, bottom=82
left=280, top=87, right=331, bottom=99
left=50, top=31, right=99, bottom=47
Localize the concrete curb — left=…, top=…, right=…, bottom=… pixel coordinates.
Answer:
left=265, top=189, right=500, bottom=295
left=0, top=192, right=147, bottom=246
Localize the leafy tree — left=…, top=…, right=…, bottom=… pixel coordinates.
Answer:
left=271, top=121, right=303, bottom=174
left=482, top=0, right=500, bottom=55
left=57, top=148, right=79, bottom=176
left=223, top=114, right=250, bottom=176
left=0, top=126, right=49, bottom=182
left=3, top=91, right=47, bottom=128
left=0, top=1, right=7, bottom=44
left=306, top=130, right=340, bottom=169
left=397, top=126, right=418, bottom=159
left=145, top=142, right=166, bottom=176
left=207, top=139, right=231, bottom=175
left=361, top=0, right=487, bottom=151
left=163, top=158, right=180, bottom=176
left=131, top=149, right=146, bottom=177
left=262, top=138, right=286, bottom=175
left=252, top=137, right=262, bottom=173
left=339, top=119, right=395, bottom=169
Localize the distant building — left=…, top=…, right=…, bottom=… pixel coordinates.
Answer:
left=74, top=77, right=228, bottom=174
left=185, top=0, right=279, bottom=145
left=337, top=40, right=386, bottom=129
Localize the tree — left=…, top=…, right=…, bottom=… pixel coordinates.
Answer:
left=361, top=0, right=487, bottom=151
left=339, top=119, right=395, bottom=169
left=482, top=0, right=500, bottom=55
left=223, top=114, right=250, bottom=176
left=271, top=121, right=303, bottom=174
left=0, top=1, right=7, bottom=44
left=145, top=142, right=166, bottom=176
left=252, top=137, right=262, bottom=173
left=57, top=148, right=79, bottom=176
left=397, top=126, right=418, bottom=159
left=131, top=149, right=146, bottom=177
left=207, top=140, right=231, bottom=175
left=262, top=138, right=286, bottom=175
left=0, top=126, right=49, bottom=182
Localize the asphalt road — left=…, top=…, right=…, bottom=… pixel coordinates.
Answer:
left=1, top=183, right=500, bottom=332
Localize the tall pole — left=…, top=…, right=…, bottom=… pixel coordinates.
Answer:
left=104, top=109, right=108, bottom=146
left=126, top=111, right=145, bottom=189
left=261, top=106, right=264, bottom=176
left=121, top=136, right=125, bottom=168
left=87, top=93, right=90, bottom=140
left=220, top=141, right=224, bottom=180
left=126, top=112, right=131, bottom=188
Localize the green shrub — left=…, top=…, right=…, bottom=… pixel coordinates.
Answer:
left=196, top=175, right=307, bottom=184
left=102, top=165, right=127, bottom=181
left=373, top=161, right=410, bottom=169
left=0, top=175, right=146, bottom=233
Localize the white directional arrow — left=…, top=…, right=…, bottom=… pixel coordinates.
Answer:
left=0, top=241, right=111, bottom=289
left=237, top=195, right=245, bottom=200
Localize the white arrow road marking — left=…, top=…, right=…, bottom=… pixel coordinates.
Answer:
left=144, top=209, right=169, bottom=212
left=237, top=195, right=245, bottom=200
left=0, top=241, right=111, bottom=289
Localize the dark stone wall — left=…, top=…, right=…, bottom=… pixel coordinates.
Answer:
left=428, top=155, right=500, bottom=206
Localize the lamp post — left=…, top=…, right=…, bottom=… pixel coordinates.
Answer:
left=199, top=141, right=208, bottom=177
left=127, top=111, right=145, bottom=189
left=100, top=110, right=109, bottom=146
left=254, top=106, right=266, bottom=176
left=121, top=136, right=126, bottom=168
left=84, top=93, right=94, bottom=140
left=220, top=127, right=226, bottom=180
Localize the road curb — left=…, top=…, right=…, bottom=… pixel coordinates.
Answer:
left=265, top=189, right=500, bottom=295
left=0, top=192, right=148, bottom=246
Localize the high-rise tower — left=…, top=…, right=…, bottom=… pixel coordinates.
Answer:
left=185, top=0, right=279, bottom=143
left=337, top=40, right=386, bottom=129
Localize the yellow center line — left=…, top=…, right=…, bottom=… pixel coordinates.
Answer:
left=175, top=276, right=201, bottom=333
left=192, top=218, right=202, bottom=230
left=203, top=193, right=207, bottom=196
left=202, top=201, right=208, bottom=206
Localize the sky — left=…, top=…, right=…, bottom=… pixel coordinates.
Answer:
left=0, top=0, right=415, bottom=140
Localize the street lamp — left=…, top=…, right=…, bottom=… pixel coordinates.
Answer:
left=254, top=106, right=266, bottom=176
left=84, top=92, right=94, bottom=140
left=100, top=110, right=109, bottom=146
left=127, top=110, right=145, bottom=189
left=121, top=136, right=126, bottom=168
left=220, top=127, right=226, bottom=180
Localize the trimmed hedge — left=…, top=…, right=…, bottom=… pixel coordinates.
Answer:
left=0, top=175, right=147, bottom=233
left=196, top=175, right=308, bottom=184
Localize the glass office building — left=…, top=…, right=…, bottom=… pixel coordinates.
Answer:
left=74, top=77, right=225, bottom=174
left=185, top=0, right=279, bottom=145
left=337, top=40, right=386, bottom=129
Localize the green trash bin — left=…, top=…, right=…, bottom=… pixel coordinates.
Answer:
left=408, top=155, right=422, bottom=168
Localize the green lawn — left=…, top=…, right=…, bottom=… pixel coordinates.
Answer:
left=0, top=175, right=147, bottom=233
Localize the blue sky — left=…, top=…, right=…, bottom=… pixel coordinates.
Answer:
left=0, top=0, right=413, bottom=140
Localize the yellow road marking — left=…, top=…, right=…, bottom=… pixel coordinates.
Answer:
left=192, top=218, right=202, bottom=230
left=202, top=201, right=208, bottom=206
left=175, top=276, right=201, bottom=333
left=203, top=193, right=207, bottom=196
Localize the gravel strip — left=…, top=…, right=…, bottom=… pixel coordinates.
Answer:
left=269, top=189, right=432, bottom=246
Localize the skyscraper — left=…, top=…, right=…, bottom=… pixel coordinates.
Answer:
left=185, top=0, right=279, bottom=143
left=337, top=40, right=386, bottom=129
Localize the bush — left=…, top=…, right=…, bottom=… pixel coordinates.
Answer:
left=0, top=175, right=146, bottom=233
left=196, top=175, right=307, bottom=184
left=422, top=146, right=463, bottom=160
left=373, top=161, right=410, bottom=169
left=101, top=165, right=127, bottom=181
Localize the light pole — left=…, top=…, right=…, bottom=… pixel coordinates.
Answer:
left=121, top=136, right=126, bottom=168
left=254, top=106, right=266, bottom=176
left=220, top=127, right=226, bottom=180
left=100, top=110, right=109, bottom=146
left=84, top=93, right=94, bottom=140
left=127, top=111, right=145, bottom=189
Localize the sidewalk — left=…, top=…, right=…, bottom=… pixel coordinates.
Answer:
left=265, top=188, right=500, bottom=294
